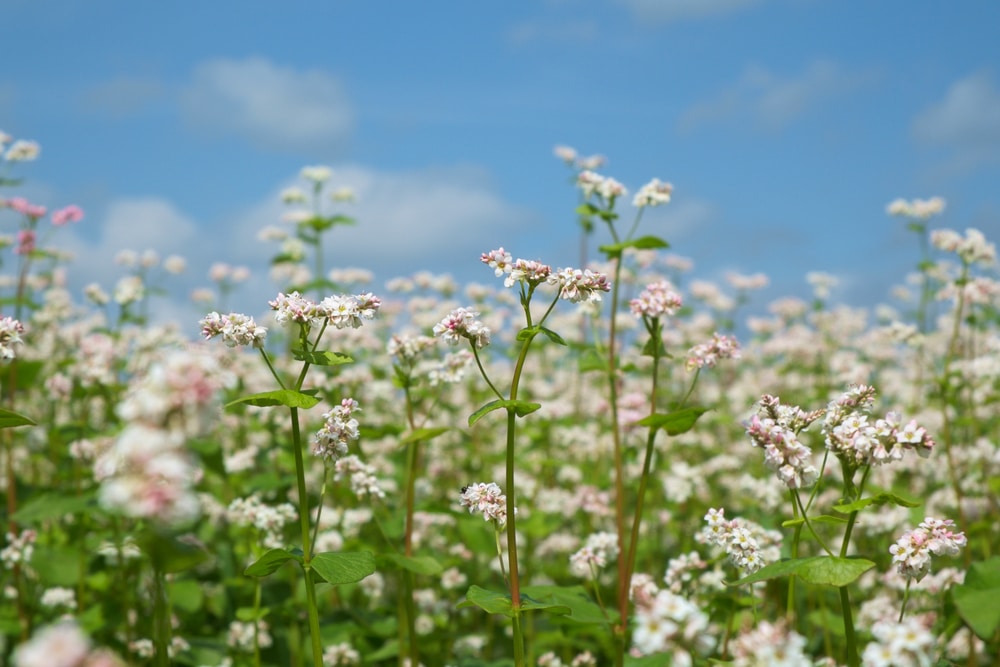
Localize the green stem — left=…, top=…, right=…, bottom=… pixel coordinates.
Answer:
left=152, top=565, right=170, bottom=667
left=290, top=406, right=324, bottom=667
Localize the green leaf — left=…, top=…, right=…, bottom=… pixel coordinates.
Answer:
left=468, top=399, right=541, bottom=427
left=291, top=349, right=354, bottom=366
left=781, top=515, right=850, bottom=528
left=310, top=551, right=376, bottom=585
left=0, top=408, right=36, bottom=429
left=457, top=585, right=514, bottom=617
left=599, top=235, right=670, bottom=259
left=577, top=348, right=605, bottom=373
left=520, top=585, right=614, bottom=624
left=399, top=427, right=451, bottom=445
left=538, top=327, right=567, bottom=346
left=245, top=548, right=302, bottom=577
left=952, top=556, right=1000, bottom=640
left=12, top=491, right=98, bottom=523
left=735, top=556, right=875, bottom=588
left=640, top=336, right=668, bottom=358
left=377, top=553, right=444, bottom=576
left=636, top=407, right=710, bottom=436
left=832, top=492, right=922, bottom=514
left=515, top=326, right=538, bottom=342
left=138, top=530, right=210, bottom=574
left=225, top=389, right=320, bottom=410
left=170, top=579, right=205, bottom=614
left=575, top=203, right=601, bottom=217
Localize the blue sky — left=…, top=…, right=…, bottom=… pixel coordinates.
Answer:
left=2, top=0, right=999, bottom=324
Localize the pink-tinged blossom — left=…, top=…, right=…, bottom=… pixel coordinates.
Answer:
left=0, top=316, right=25, bottom=364
left=889, top=517, right=967, bottom=582
left=199, top=312, right=268, bottom=348
left=576, top=154, right=607, bottom=170
left=632, top=178, right=673, bottom=208
left=481, top=247, right=513, bottom=277
left=51, top=205, right=84, bottom=225
left=548, top=267, right=611, bottom=303
left=685, top=332, right=741, bottom=371
left=746, top=394, right=824, bottom=489
left=569, top=531, right=619, bottom=577
left=630, top=280, right=683, bottom=319
left=11, top=621, right=91, bottom=667
left=269, top=291, right=321, bottom=325
left=553, top=145, right=578, bottom=165
left=932, top=227, right=996, bottom=265
left=459, top=482, right=512, bottom=527
left=15, top=229, right=35, bottom=255
left=699, top=508, right=780, bottom=575
left=822, top=385, right=935, bottom=467
left=5, top=196, right=46, bottom=219
left=861, top=616, right=935, bottom=667
left=313, top=398, right=361, bottom=461
left=433, top=307, right=491, bottom=348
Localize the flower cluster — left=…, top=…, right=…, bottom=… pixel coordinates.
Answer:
left=630, top=280, right=683, bottom=319
left=334, top=455, right=386, bottom=500
left=322, top=642, right=361, bottom=666
left=861, top=616, right=935, bottom=667
left=632, top=178, right=673, bottom=208
left=930, top=227, right=996, bottom=266
left=227, top=495, right=298, bottom=550
left=458, top=482, right=512, bottom=527
left=889, top=517, right=967, bottom=582
left=568, top=531, right=619, bottom=578
left=823, top=385, right=935, bottom=468
left=730, top=621, right=813, bottom=667
left=549, top=267, right=611, bottom=304
left=700, top=508, right=780, bottom=574
left=685, top=332, right=741, bottom=371
left=432, top=307, right=491, bottom=348
left=312, top=398, right=361, bottom=462
left=268, top=290, right=382, bottom=329
left=200, top=312, right=268, bottom=348
left=0, top=316, right=25, bottom=363
left=886, top=196, right=945, bottom=219
left=1, top=529, right=37, bottom=570
left=631, top=587, right=714, bottom=660
left=745, top=394, right=825, bottom=489
left=481, top=247, right=553, bottom=288
left=576, top=170, right=626, bottom=201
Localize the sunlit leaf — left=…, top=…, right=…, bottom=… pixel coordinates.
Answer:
left=310, top=551, right=376, bottom=585
left=245, top=548, right=302, bottom=577
left=735, top=556, right=875, bottom=588
left=291, top=349, right=354, bottom=366
left=832, top=492, right=921, bottom=514
left=636, top=407, right=710, bottom=436
left=225, top=389, right=320, bottom=410
left=468, top=399, right=541, bottom=427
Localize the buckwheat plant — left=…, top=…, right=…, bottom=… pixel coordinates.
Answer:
left=200, top=289, right=381, bottom=667
left=435, top=246, right=608, bottom=666
left=742, top=384, right=941, bottom=667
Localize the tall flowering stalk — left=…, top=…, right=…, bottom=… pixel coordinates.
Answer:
left=572, top=168, right=687, bottom=662
left=201, top=290, right=380, bottom=667
left=438, top=248, right=609, bottom=666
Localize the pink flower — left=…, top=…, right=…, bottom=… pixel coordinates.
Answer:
left=51, top=205, right=84, bottom=226
left=6, top=197, right=46, bottom=219
left=15, top=230, right=35, bottom=255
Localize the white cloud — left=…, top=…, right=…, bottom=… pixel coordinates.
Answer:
left=60, top=197, right=199, bottom=289
left=911, top=71, right=1000, bottom=171
left=221, top=164, right=542, bottom=293
left=617, top=0, right=760, bottom=23
left=679, top=60, right=875, bottom=132
left=179, top=57, right=354, bottom=153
